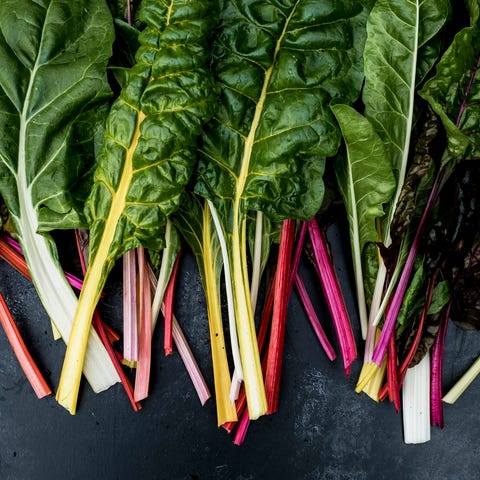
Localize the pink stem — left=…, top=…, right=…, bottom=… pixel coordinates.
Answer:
left=295, top=272, right=336, bottom=361
left=307, top=219, right=357, bottom=373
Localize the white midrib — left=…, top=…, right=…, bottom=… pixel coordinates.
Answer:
left=385, top=0, right=420, bottom=245
left=16, top=63, right=118, bottom=393
left=369, top=1, right=420, bottom=330
left=348, top=159, right=368, bottom=339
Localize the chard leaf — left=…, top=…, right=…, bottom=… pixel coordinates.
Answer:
left=419, top=0, right=480, bottom=161
left=57, top=0, right=217, bottom=414
left=363, top=0, right=450, bottom=236
left=428, top=280, right=451, bottom=315
left=332, top=104, right=396, bottom=337
left=195, top=0, right=371, bottom=420
left=397, top=258, right=425, bottom=329
left=0, top=0, right=119, bottom=393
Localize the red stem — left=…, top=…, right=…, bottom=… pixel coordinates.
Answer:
left=0, top=294, right=51, bottom=398
left=92, top=311, right=141, bottom=411
left=265, top=219, right=296, bottom=414
left=387, top=333, right=400, bottom=412
left=163, top=249, right=182, bottom=356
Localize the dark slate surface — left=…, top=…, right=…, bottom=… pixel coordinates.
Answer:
left=0, top=223, right=479, bottom=480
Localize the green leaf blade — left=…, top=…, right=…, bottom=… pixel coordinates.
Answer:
left=332, top=104, right=396, bottom=336
left=420, top=0, right=480, bottom=161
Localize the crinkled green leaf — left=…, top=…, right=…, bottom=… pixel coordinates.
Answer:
left=196, top=0, right=372, bottom=221
left=85, top=0, right=217, bottom=283
left=419, top=0, right=480, bottom=162
left=0, top=0, right=114, bottom=230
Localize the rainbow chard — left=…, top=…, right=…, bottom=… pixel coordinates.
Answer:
left=195, top=0, right=372, bottom=419
left=0, top=0, right=120, bottom=392
left=56, top=0, right=217, bottom=414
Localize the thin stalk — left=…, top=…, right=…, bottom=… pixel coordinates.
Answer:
left=170, top=308, right=211, bottom=406
left=307, top=219, right=357, bottom=373
left=430, top=301, right=451, bottom=428
left=265, top=219, right=295, bottom=414
left=250, top=211, right=264, bottom=316
left=151, top=220, right=178, bottom=329
left=134, top=247, right=152, bottom=402
left=387, top=333, right=400, bottom=412
left=122, top=249, right=138, bottom=363
left=0, top=294, right=51, bottom=398
left=147, top=267, right=212, bottom=407
left=163, top=249, right=182, bottom=356
left=233, top=407, right=251, bottom=446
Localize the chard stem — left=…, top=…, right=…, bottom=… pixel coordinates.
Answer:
left=265, top=219, right=295, bottom=414
left=0, top=294, right=51, bottom=399
left=307, top=219, right=357, bottom=373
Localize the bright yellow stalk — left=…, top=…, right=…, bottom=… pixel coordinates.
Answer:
left=203, top=208, right=237, bottom=425
left=56, top=111, right=145, bottom=414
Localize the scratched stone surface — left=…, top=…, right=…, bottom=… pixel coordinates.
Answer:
left=0, top=224, right=479, bottom=480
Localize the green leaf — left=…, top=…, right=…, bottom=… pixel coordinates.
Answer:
left=419, top=0, right=480, bottom=162
left=0, top=0, right=119, bottom=393
left=363, top=0, right=450, bottom=235
left=57, top=0, right=217, bottom=414
left=397, top=258, right=425, bottom=328
left=332, top=104, right=395, bottom=336
left=428, top=280, right=451, bottom=315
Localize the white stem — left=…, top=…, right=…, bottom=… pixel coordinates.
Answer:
left=207, top=200, right=244, bottom=382
left=402, top=351, right=431, bottom=444
left=151, top=219, right=175, bottom=329
left=250, top=211, right=263, bottom=317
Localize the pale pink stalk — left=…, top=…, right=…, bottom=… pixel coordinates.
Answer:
left=134, top=247, right=152, bottom=402
left=148, top=265, right=211, bottom=404
left=123, top=249, right=138, bottom=363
